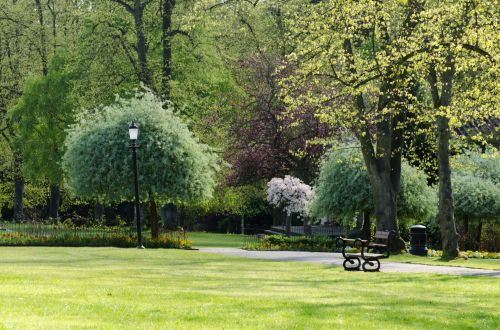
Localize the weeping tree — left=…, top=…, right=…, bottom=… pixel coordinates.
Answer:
left=62, top=89, right=218, bottom=239
left=452, top=151, right=500, bottom=250
left=309, top=147, right=436, bottom=240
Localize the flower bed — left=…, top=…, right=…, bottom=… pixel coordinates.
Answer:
left=0, top=231, right=192, bottom=249
left=244, top=235, right=341, bottom=252
left=428, top=249, right=499, bottom=259
left=245, top=235, right=499, bottom=259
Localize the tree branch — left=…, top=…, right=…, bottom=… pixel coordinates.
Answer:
left=170, top=29, right=195, bottom=47
left=110, top=0, right=134, bottom=14
left=462, top=43, right=495, bottom=63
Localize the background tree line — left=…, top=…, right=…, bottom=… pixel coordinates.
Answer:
left=0, top=0, right=498, bottom=254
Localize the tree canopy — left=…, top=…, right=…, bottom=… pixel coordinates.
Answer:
left=9, top=52, right=76, bottom=185
left=309, top=147, right=436, bottom=225
left=62, top=89, right=218, bottom=204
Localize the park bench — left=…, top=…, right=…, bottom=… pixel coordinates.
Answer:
left=336, top=230, right=395, bottom=272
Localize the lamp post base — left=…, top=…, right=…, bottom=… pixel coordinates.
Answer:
left=136, top=244, right=145, bottom=249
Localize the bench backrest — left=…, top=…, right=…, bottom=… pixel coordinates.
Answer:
left=375, top=230, right=391, bottom=240
left=374, top=230, right=394, bottom=245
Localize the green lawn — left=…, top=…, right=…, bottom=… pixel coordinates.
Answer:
left=186, top=232, right=500, bottom=271
left=188, top=232, right=248, bottom=248
left=0, top=247, right=498, bottom=329
left=390, top=254, right=500, bottom=271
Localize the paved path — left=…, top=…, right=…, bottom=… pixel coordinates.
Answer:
left=198, top=248, right=500, bottom=277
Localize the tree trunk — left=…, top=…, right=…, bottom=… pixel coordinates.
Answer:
left=356, top=90, right=404, bottom=251
left=303, top=217, right=312, bottom=236
left=160, top=203, right=177, bottom=229
left=361, top=211, right=371, bottom=240
left=34, top=0, right=48, bottom=76
left=49, top=184, right=60, bottom=219
left=93, top=202, right=104, bottom=223
left=462, top=217, right=469, bottom=250
left=437, top=115, right=459, bottom=259
left=285, top=213, right=291, bottom=237
left=241, top=215, right=245, bottom=235
left=46, top=0, right=57, bottom=54
left=371, top=172, right=398, bottom=232
left=475, top=221, right=482, bottom=251
left=133, top=1, right=152, bottom=86
left=13, top=176, right=24, bottom=221
left=149, top=198, right=160, bottom=239
left=161, top=0, right=175, bottom=99
left=427, top=49, right=460, bottom=259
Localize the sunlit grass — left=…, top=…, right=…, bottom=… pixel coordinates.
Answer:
left=390, top=254, right=500, bottom=271
left=188, top=231, right=248, bottom=248
left=0, top=247, right=498, bottom=329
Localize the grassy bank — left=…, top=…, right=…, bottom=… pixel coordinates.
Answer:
left=0, top=247, right=498, bottom=329
left=390, top=254, right=500, bottom=271
left=188, top=232, right=248, bottom=248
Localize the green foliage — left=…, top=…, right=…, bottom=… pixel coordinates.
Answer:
left=62, top=89, right=218, bottom=204
left=426, top=249, right=499, bottom=260
left=452, top=153, right=500, bottom=224
left=452, top=175, right=500, bottom=222
left=215, top=184, right=267, bottom=217
left=0, top=231, right=191, bottom=249
left=245, top=235, right=340, bottom=253
left=9, top=52, right=76, bottom=184
left=398, top=164, right=438, bottom=223
left=454, top=150, right=500, bottom=185
left=309, top=146, right=436, bottom=224
left=308, top=147, right=371, bottom=221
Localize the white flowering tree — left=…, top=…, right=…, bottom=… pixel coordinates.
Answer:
left=267, top=175, right=313, bottom=236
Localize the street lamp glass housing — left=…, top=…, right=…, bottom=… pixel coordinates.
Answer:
left=129, top=122, right=139, bottom=140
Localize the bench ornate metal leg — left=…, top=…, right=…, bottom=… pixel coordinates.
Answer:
left=343, top=256, right=361, bottom=271
left=361, top=258, right=380, bottom=272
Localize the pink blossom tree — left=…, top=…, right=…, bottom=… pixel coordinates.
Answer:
left=267, top=175, right=313, bottom=236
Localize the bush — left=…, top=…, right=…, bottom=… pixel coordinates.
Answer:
left=62, top=89, right=218, bottom=204
left=244, top=235, right=340, bottom=252
left=428, top=249, right=499, bottom=259
left=0, top=231, right=192, bottom=249
left=309, top=147, right=436, bottom=225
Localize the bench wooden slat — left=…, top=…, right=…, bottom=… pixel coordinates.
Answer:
left=374, top=231, right=390, bottom=239
left=368, top=242, right=388, bottom=247
left=345, top=253, right=384, bottom=258
left=338, top=231, right=394, bottom=272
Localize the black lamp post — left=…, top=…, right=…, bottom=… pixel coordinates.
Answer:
left=129, top=121, right=144, bottom=249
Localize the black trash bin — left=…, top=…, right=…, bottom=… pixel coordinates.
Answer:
left=410, top=225, right=428, bottom=256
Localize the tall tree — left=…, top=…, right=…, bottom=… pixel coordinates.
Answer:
left=9, top=52, right=76, bottom=219
left=110, top=0, right=154, bottom=87
left=161, top=0, right=175, bottom=98
left=63, top=90, right=218, bottom=239
left=280, top=0, right=425, bottom=248
left=415, top=0, right=499, bottom=258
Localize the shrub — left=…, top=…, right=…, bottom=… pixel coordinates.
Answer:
left=62, top=89, right=218, bottom=204
left=0, top=230, right=191, bottom=249
left=428, top=249, right=499, bottom=259
left=309, top=147, right=436, bottom=225
left=244, top=235, right=340, bottom=252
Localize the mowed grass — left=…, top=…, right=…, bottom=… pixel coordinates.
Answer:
left=0, top=248, right=499, bottom=329
left=187, top=232, right=500, bottom=271
left=391, top=254, right=500, bottom=271
left=188, top=232, right=248, bottom=248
